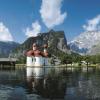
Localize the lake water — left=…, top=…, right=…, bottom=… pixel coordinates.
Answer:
left=0, top=66, right=100, bottom=100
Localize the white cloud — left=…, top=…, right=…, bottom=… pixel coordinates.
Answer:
left=25, top=21, right=41, bottom=37
left=83, top=15, right=100, bottom=31
left=40, top=0, right=67, bottom=28
left=0, top=22, right=13, bottom=42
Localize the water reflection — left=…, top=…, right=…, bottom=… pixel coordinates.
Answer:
left=0, top=67, right=100, bottom=99
left=26, top=68, right=67, bottom=99
left=65, top=69, right=100, bottom=100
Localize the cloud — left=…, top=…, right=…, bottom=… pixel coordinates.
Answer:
left=0, top=22, right=13, bottom=42
left=40, top=0, right=67, bottom=28
left=83, top=15, right=100, bottom=31
left=25, top=21, right=41, bottom=37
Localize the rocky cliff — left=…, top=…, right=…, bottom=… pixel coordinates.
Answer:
left=12, top=30, right=70, bottom=58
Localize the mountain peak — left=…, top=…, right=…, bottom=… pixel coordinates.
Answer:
left=69, top=31, right=100, bottom=55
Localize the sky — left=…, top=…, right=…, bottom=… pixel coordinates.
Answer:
left=0, top=0, right=100, bottom=43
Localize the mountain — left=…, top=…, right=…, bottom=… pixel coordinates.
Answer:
left=12, top=30, right=70, bottom=58
left=0, top=41, right=19, bottom=57
left=69, top=31, right=100, bottom=55
left=88, top=44, right=100, bottom=55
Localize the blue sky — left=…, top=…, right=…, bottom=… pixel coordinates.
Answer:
left=0, top=0, right=100, bottom=43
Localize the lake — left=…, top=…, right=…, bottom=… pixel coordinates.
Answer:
left=0, top=66, right=100, bottom=100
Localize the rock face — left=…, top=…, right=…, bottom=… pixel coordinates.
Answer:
left=57, top=37, right=68, bottom=52
left=0, top=41, right=19, bottom=57
left=69, top=31, right=100, bottom=55
left=12, top=30, right=70, bottom=58
left=88, top=44, right=100, bottom=55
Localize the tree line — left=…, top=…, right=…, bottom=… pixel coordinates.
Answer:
left=60, top=53, right=100, bottom=65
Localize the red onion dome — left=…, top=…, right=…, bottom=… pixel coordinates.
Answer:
left=44, top=52, right=48, bottom=57
left=32, top=43, right=38, bottom=47
left=43, top=44, right=48, bottom=48
left=26, top=50, right=34, bottom=56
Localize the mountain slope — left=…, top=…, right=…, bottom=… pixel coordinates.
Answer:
left=69, top=31, right=100, bottom=55
left=88, top=44, right=100, bottom=55
left=0, top=41, right=19, bottom=57
left=12, top=30, right=70, bottom=58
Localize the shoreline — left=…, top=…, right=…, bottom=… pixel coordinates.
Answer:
left=15, top=63, right=98, bottom=68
